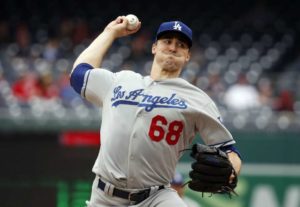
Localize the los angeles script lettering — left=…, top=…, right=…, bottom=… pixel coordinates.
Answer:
left=111, top=86, right=187, bottom=112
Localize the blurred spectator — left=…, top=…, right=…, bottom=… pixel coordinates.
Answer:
left=12, top=71, right=41, bottom=103
left=206, top=73, right=226, bottom=102
left=0, top=66, right=7, bottom=107
left=0, top=21, right=10, bottom=43
left=15, top=23, right=31, bottom=56
left=257, top=77, right=274, bottom=108
left=273, top=90, right=294, bottom=111
left=72, top=19, right=89, bottom=45
left=36, top=71, right=60, bottom=99
left=224, top=73, right=260, bottom=111
left=57, top=68, right=81, bottom=107
left=43, top=39, right=60, bottom=61
left=130, top=31, right=151, bottom=58
left=171, top=171, right=201, bottom=207
left=59, top=18, right=74, bottom=39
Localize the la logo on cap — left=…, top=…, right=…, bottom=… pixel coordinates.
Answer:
left=173, top=21, right=182, bottom=31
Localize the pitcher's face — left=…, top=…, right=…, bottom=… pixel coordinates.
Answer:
left=152, top=33, right=190, bottom=72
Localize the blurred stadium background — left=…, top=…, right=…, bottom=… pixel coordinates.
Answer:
left=0, top=0, right=299, bottom=206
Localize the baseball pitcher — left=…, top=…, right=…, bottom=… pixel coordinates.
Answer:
left=70, top=15, right=242, bottom=207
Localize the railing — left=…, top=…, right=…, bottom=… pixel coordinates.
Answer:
left=0, top=107, right=299, bottom=132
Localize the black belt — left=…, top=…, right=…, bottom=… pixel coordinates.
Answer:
left=97, top=178, right=164, bottom=204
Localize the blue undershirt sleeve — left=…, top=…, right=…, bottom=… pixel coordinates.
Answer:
left=220, top=145, right=242, bottom=160
left=70, top=63, right=94, bottom=94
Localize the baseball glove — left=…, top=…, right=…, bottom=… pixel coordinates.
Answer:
left=187, top=143, right=238, bottom=197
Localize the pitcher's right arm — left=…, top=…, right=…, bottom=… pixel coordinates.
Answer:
left=71, top=16, right=141, bottom=73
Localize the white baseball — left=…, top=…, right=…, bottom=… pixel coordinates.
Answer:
left=125, top=14, right=139, bottom=30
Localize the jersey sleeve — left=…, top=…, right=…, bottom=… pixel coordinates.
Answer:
left=70, top=64, right=115, bottom=106
left=84, top=69, right=115, bottom=106
left=196, top=102, right=235, bottom=147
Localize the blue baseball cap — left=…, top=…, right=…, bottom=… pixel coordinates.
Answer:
left=156, top=21, right=192, bottom=47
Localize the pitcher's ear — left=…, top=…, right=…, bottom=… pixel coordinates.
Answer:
left=186, top=51, right=191, bottom=62
left=152, top=42, right=157, bottom=55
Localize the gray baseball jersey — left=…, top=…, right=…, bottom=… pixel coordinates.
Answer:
left=79, top=68, right=235, bottom=189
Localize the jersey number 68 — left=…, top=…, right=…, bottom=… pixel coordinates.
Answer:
left=148, top=115, right=184, bottom=145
